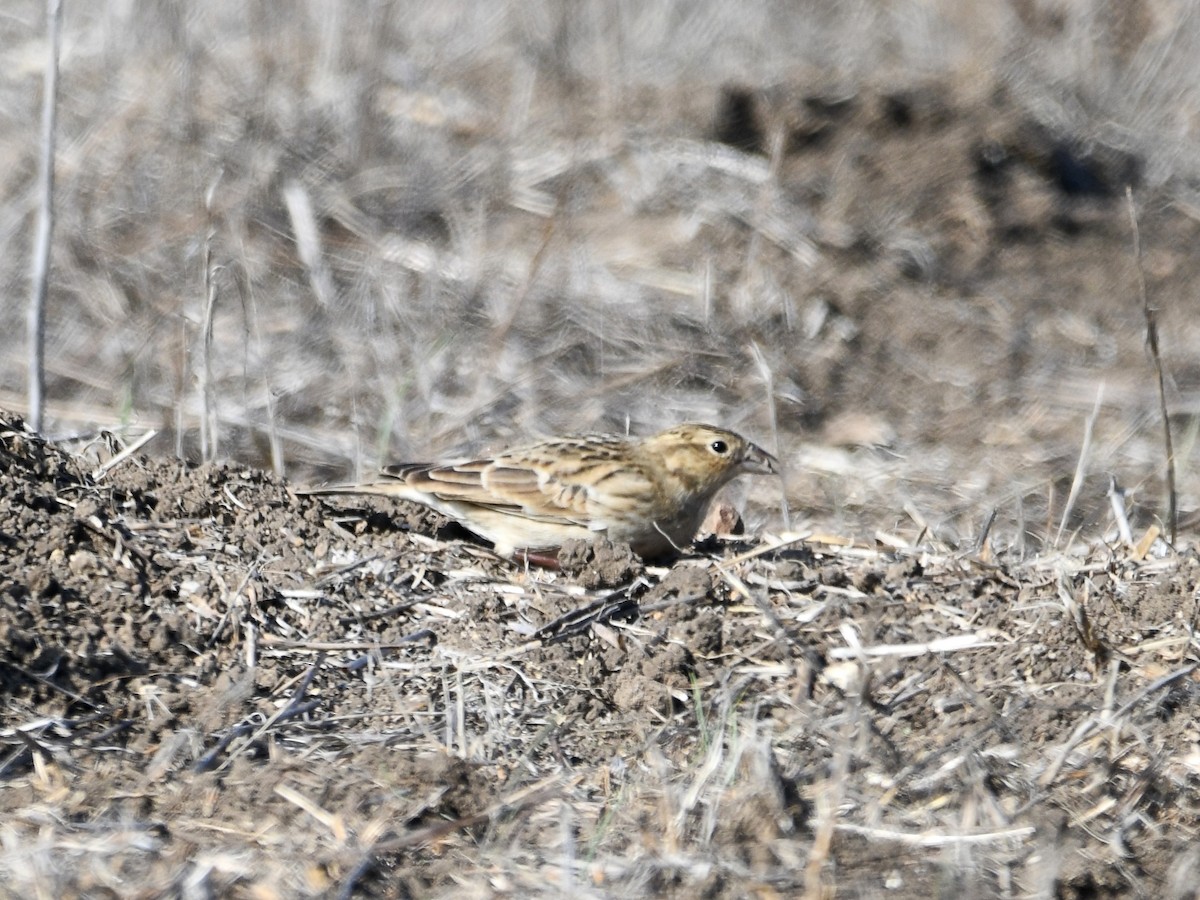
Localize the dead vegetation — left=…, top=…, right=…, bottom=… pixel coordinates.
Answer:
left=2, top=412, right=1199, bottom=897
left=2, top=1, right=1200, bottom=897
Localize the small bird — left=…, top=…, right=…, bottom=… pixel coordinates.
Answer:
left=303, top=423, right=778, bottom=558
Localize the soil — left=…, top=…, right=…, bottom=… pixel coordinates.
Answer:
left=4, top=11, right=1200, bottom=896
left=3, top=395, right=1199, bottom=897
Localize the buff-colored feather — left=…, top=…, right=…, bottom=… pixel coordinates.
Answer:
left=303, top=423, right=778, bottom=558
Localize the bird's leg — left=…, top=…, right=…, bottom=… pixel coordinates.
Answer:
left=514, top=549, right=562, bottom=570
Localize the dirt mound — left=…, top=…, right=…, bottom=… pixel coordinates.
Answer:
left=2, top=411, right=1198, bottom=897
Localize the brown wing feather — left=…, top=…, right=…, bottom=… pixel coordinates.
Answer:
left=372, top=434, right=669, bottom=535
left=424, top=463, right=494, bottom=489
left=480, top=462, right=569, bottom=518
left=383, top=455, right=591, bottom=525
left=383, top=461, right=492, bottom=490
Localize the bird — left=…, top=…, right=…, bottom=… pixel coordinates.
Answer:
left=301, top=423, right=778, bottom=559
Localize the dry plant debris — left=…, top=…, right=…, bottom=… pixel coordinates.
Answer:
left=4, top=4, right=1200, bottom=897
left=2, top=411, right=1199, bottom=897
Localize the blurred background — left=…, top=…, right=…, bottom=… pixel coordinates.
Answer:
left=1, top=0, right=1198, bottom=547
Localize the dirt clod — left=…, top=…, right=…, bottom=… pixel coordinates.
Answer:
left=557, top=537, right=644, bottom=588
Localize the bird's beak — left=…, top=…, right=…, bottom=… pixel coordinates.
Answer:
left=741, top=442, right=779, bottom=476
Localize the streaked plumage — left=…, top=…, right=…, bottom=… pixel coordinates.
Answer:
left=304, top=423, right=778, bottom=558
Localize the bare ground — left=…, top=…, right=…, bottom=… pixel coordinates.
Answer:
left=2, top=406, right=1199, bottom=897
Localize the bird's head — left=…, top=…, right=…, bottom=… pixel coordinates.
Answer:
left=644, top=424, right=778, bottom=495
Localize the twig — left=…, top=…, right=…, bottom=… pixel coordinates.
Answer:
left=91, top=429, right=159, bottom=480
left=200, top=218, right=218, bottom=462
left=282, top=180, right=335, bottom=308
left=243, top=259, right=284, bottom=476
left=826, top=631, right=996, bottom=660
left=193, top=661, right=324, bottom=774
left=1126, top=187, right=1177, bottom=545
left=191, top=699, right=322, bottom=774
left=1055, top=382, right=1104, bottom=548
left=1057, top=574, right=1103, bottom=658
left=259, top=632, right=436, bottom=652
left=0, top=658, right=98, bottom=710
left=834, top=823, right=1036, bottom=846
left=716, top=564, right=824, bottom=680
left=975, top=507, right=997, bottom=557
left=528, top=582, right=644, bottom=644
left=245, top=622, right=257, bottom=671
left=1111, top=662, right=1197, bottom=719
left=805, top=713, right=852, bottom=898
left=1039, top=662, right=1197, bottom=785
left=26, top=0, right=63, bottom=435
left=750, top=341, right=791, bottom=530
left=275, top=783, right=346, bottom=841
left=1107, top=476, right=1134, bottom=546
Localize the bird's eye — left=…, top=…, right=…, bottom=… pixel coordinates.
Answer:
left=710, top=440, right=729, bottom=455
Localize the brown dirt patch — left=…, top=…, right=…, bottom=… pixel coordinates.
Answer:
left=3, top=411, right=1199, bottom=897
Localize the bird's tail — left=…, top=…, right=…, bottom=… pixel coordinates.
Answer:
left=294, top=480, right=408, bottom=498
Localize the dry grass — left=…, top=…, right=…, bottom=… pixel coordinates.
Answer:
left=3, top=1, right=1200, bottom=896
left=2, top=418, right=1198, bottom=896
left=0, top=3, right=1197, bottom=487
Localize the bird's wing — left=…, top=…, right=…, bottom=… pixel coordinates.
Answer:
left=383, top=443, right=654, bottom=528
left=381, top=457, right=585, bottom=526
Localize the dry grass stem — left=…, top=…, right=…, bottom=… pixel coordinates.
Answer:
left=25, top=0, right=62, bottom=435
left=1055, top=383, right=1104, bottom=548
left=1127, top=186, right=1178, bottom=545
